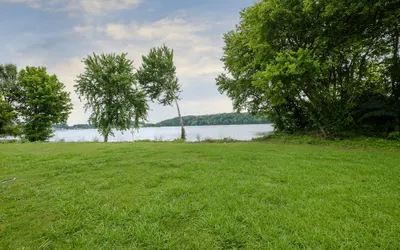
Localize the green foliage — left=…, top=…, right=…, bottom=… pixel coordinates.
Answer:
left=75, top=53, right=148, bottom=142
left=253, top=132, right=400, bottom=150
left=148, top=112, right=269, bottom=127
left=15, top=67, right=72, bottom=142
left=0, top=93, right=18, bottom=137
left=172, top=138, right=185, bottom=143
left=0, top=64, right=20, bottom=138
left=1, top=64, right=72, bottom=141
left=388, top=132, right=400, bottom=141
left=137, top=45, right=180, bottom=106
left=53, top=123, right=94, bottom=130
left=217, top=0, right=400, bottom=136
left=54, top=113, right=269, bottom=129
left=137, top=45, right=186, bottom=139
left=1, top=142, right=399, bottom=248
left=201, top=137, right=238, bottom=143
left=0, top=64, right=19, bottom=105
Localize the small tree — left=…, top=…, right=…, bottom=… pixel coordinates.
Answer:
left=137, top=45, right=186, bottom=140
left=16, top=67, right=72, bottom=142
left=75, top=53, right=148, bottom=142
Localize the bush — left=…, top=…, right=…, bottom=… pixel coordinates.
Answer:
left=388, top=132, right=400, bottom=141
left=154, top=136, right=163, bottom=142
left=201, top=137, right=239, bottom=143
left=135, top=139, right=152, bottom=143
left=0, top=138, right=28, bottom=144
left=251, top=131, right=400, bottom=150
left=172, top=138, right=185, bottom=143
left=92, top=137, right=100, bottom=142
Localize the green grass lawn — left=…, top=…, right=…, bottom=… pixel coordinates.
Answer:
left=1, top=142, right=399, bottom=249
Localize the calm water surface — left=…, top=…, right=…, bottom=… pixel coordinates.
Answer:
left=51, top=124, right=273, bottom=142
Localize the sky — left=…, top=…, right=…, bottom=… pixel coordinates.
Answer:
left=0, top=0, right=255, bottom=125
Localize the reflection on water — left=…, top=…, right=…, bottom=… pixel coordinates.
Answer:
left=51, top=124, right=273, bottom=142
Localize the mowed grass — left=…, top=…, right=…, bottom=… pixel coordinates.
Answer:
left=1, top=142, right=399, bottom=249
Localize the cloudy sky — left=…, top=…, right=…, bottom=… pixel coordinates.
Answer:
left=0, top=0, right=254, bottom=124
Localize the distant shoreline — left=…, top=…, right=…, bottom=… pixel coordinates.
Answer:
left=54, top=112, right=270, bottom=130
left=54, top=123, right=272, bottom=131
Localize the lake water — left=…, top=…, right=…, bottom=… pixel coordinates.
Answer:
left=51, top=124, right=274, bottom=142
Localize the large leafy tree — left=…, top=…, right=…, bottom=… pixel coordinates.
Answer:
left=217, top=0, right=400, bottom=136
left=16, top=67, right=72, bottom=141
left=75, top=53, right=148, bottom=142
left=137, top=45, right=186, bottom=140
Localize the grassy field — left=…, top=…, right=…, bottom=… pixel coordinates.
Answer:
left=1, top=142, right=399, bottom=249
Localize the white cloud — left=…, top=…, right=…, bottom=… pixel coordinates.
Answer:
left=73, top=25, right=93, bottom=33
left=104, top=18, right=209, bottom=41
left=92, top=18, right=224, bottom=79
left=2, top=0, right=141, bottom=15
left=104, top=23, right=133, bottom=40
left=182, top=98, right=233, bottom=116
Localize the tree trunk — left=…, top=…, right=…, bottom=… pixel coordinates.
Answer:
left=104, top=133, right=108, bottom=143
left=392, top=28, right=399, bottom=132
left=304, top=87, right=327, bottom=137
left=319, top=126, right=327, bottom=138
left=175, top=99, right=186, bottom=140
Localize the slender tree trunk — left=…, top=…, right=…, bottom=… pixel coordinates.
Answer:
left=103, top=126, right=111, bottom=143
left=175, top=99, right=185, bottom=140
left=393, top=28, right=399, bottom=132
left=305, top=87, right=327, bottom=137
left=319, top=126, right=327, bottom=138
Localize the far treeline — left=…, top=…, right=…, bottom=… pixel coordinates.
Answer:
left=146, top=113, right=269, bottom=127
left=54, top=113, right=269, bottom=129
left=217, top=0, right=400, bottom=139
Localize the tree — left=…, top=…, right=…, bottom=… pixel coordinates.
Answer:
left=0, top=93, right=19, bottom=138
left=15, top=67, right=72, bottom=141
left=0, top=64, right=20, bottom=105
left=0, top=64, right=20, bottom=138
left=216, top=0, right=400, bottom=137
left=75, top=53, right=148, bottom=142
left=137, top=45, right=186, bottom=140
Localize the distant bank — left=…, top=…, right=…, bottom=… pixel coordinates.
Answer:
left=54, top=113, right=270, bottom=130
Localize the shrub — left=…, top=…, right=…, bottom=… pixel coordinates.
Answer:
left=56, top=138, right=66, bottom=143
left=92, top=137, right=100, bottom=143
left=388, top=132, right=400, bottom=141
left=172, top=138, right=185, bottom=143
